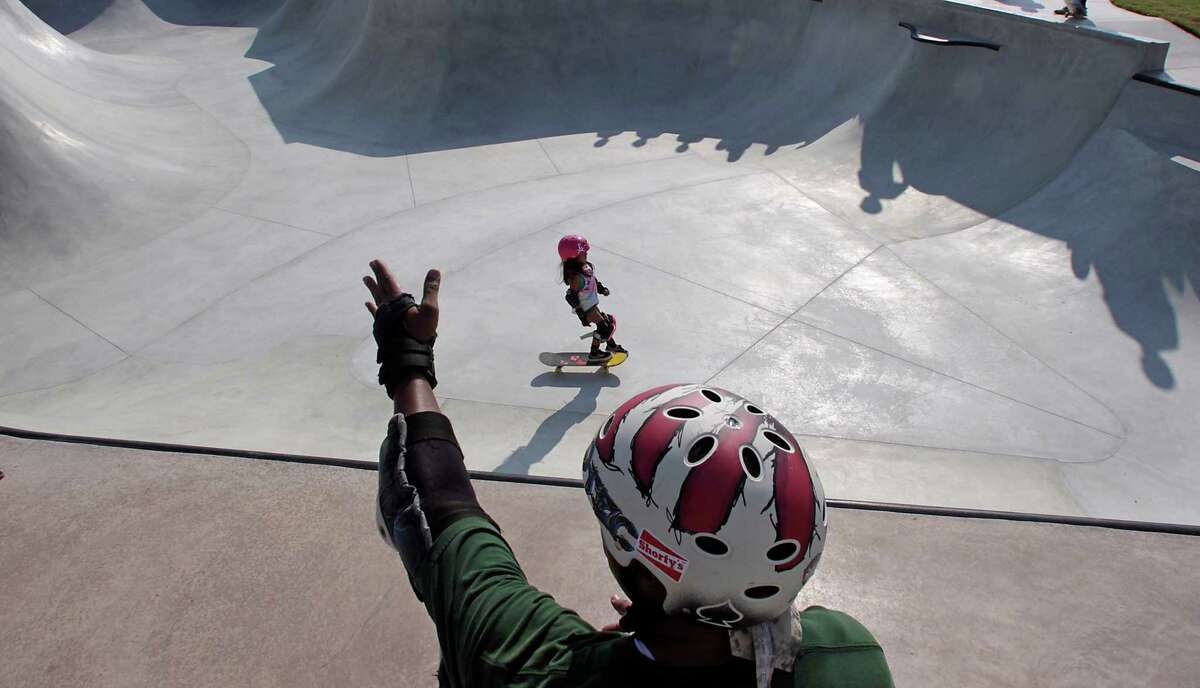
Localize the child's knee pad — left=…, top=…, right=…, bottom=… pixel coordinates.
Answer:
left=594, top=313, right=616, bottom=340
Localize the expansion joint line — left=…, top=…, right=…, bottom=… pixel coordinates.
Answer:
left=703, top=245, right=884, bottom=385
left=28, top=288, right=130, bottom=357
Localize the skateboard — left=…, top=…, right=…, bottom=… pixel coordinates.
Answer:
left=539, top=351, right=628, bottom=372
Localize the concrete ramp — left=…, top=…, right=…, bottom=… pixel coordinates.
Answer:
left=0, top=2, right=245, bottom=284
left=1, top=435, right=1198, bottom=687
left=2, top=0, right=1199, bottom=524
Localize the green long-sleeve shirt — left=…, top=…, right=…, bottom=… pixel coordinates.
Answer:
left=415, top=516, right=893, bottom=687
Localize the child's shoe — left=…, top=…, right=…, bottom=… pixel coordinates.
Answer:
left=589, top=350, right=613, bottom=364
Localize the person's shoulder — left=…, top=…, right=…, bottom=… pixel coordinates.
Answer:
left=798, top=606, right=882, bottom=647
left=793, top=606, right=894, bottom=687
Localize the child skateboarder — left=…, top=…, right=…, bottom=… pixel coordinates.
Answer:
left=558, top=235, right=626, bottom=363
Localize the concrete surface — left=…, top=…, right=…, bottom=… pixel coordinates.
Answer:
left=1, top=435, right=1198, bottom=686
left=1, top=0, right=1199, bottom=524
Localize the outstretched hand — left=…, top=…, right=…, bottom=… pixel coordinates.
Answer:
left=362, top=259, right=441, bottom=343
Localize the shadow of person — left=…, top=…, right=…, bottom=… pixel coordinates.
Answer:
left=858, top=163, right=908, bottom=214
left=1069, top=236, right=1191, bottom=390
left=993, top=0, right=1046, bottom=12
left=493, top=371, right=620, bottom=475
left=1046, top=141, right=1200, bottom=390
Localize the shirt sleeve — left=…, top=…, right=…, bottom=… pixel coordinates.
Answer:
left=794, top=606, right=895, bottom=688
left=417, top=515, right=597, bottom=688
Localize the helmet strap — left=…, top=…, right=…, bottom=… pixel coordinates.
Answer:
left=729, top=602, right=805, bottom=688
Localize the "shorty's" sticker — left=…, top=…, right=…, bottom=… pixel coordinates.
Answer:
left=637, top=529, right=688, bottom=582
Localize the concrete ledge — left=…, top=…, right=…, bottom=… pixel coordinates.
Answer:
left=2, top=435, right=1198, bottom=686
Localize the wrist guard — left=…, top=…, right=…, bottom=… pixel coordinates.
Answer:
left=374, top=294, right=437, bottom=395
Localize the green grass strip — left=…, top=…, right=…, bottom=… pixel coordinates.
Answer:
left=1111, top=0, right=1200, bottom=38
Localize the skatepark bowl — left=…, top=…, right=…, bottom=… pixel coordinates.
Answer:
left=4, top=3, right=1200, bottom=530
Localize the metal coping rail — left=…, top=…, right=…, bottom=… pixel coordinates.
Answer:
left=4, top=424, right=1198, bottom=537
left=898, top=21, right=1002, bottom=51
left=893, top=19, right=1200, bottom=98
left=1132, top=71, right=1200, bottom=97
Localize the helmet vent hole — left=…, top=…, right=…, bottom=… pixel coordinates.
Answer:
left=695, top=534, right=729, bottom=556
left=665, top=407, right=701, bottom=420
left=767, top=540, right=799, bottom=563
left=763, top=430, right=793, bottom=453
left=744, top=585, right=780, bottom=600
left=745, top=404, right=765, bottom=415
left=740, top=447, right=762, bottom=480
left=685, top=435, right=717, bottom=466
left=599, top=415, right=614, bottom=438
left=701, top=388, right=724, bottom=403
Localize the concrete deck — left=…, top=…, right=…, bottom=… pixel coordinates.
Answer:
left=1, top=435, right=1198, bottom=686
left=1, top=0, right=1199, bottom=526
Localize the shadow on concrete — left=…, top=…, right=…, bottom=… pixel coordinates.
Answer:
left=1013, top=133, right=1200, bottom=389
left=20, top=0, right=113, bottom=33
left=21, top=0, right=279, bottom=32
left=234, top=1, right=875, bottom=159
left=139, top=0, right=279, bottom=25
left=992, top=0, right=1047, bottom=13
left=492, top=371, right=618, bottom=475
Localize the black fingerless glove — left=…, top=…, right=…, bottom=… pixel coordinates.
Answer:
left=374, top=295, right=437, bottom=395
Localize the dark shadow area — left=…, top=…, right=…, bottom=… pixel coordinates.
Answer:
left=981, top=84, right=1200, bottom=390
left=139, top=0, right=281, bottom=25
left=19, top=0, right=114, bottom=34
left=844, top=39, right=1198, bottom=390
left=234, top=1, right=870, bottom=159
left=493, top=371, right=619, bottom=476
left=20, top=0, right=280, bottom=32
left=1074, top=227, right=1194, bottom=390
left=1011, top=142, right=1199, bottom=389
left=992, top=0, right=1046, bottom=13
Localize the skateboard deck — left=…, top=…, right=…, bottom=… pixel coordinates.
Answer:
left=539, top=351, right=628, bottom=371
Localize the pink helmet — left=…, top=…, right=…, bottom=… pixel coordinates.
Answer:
left=558, top=234, right=590, bottom=261
left=583, top=384, right=826, bottom=629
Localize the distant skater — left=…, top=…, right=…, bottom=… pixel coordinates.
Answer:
left=558, top=235, right=626, bottom=363
left=1054, top=0, right=1087, bottom=18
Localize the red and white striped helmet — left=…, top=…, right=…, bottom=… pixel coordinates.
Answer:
left=583, top=384, right=826, bottom=628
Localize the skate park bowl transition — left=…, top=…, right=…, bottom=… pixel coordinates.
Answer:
left=2, top=0, right=1199, bottom=526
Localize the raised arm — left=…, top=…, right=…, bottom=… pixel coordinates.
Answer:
left=363, top=259, right=594, bottom=686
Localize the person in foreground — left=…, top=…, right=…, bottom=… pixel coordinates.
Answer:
left=363, top=258, right=893, bottom=687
